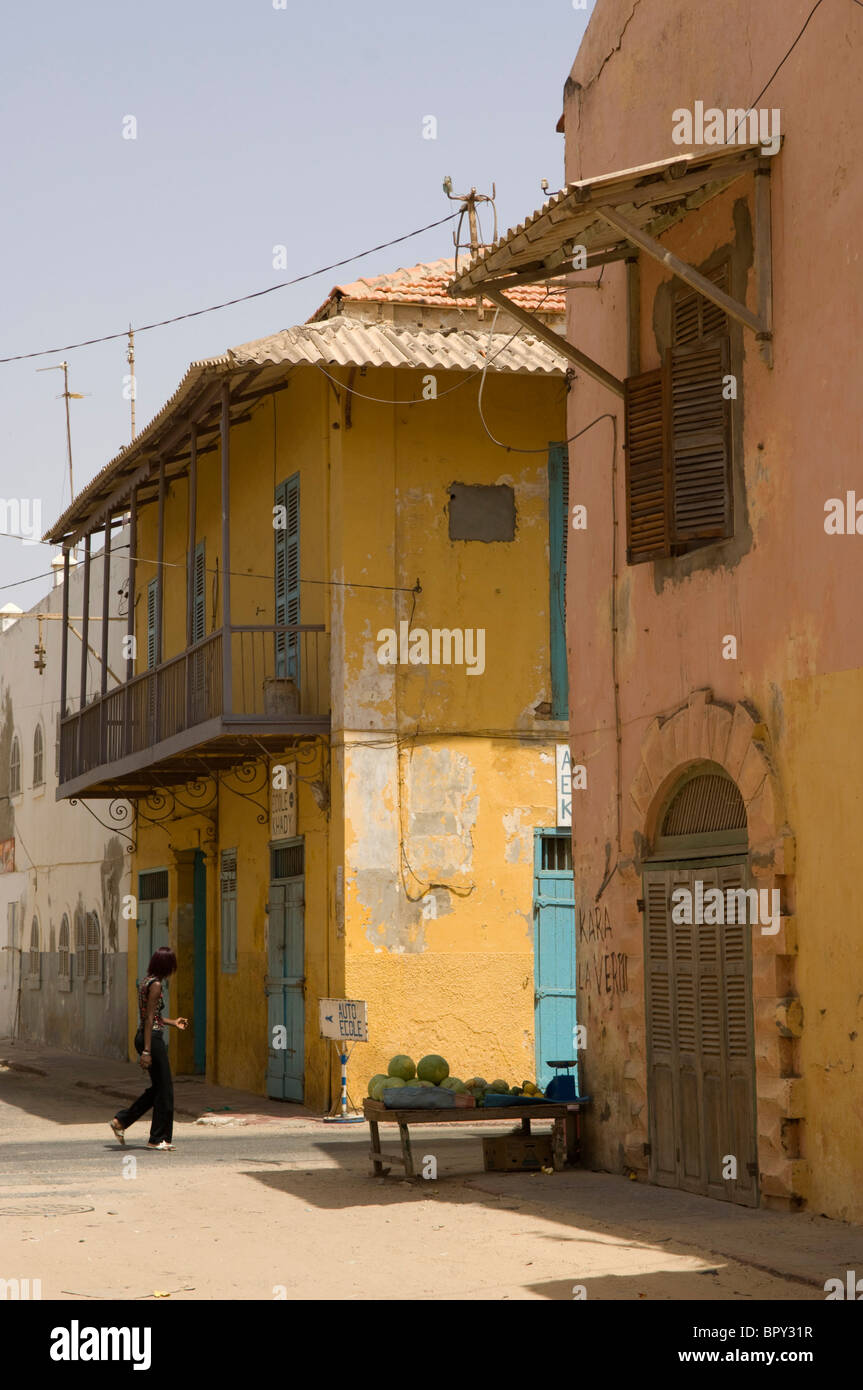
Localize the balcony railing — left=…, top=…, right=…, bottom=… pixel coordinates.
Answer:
left=59, top=626, right=329, bottom=791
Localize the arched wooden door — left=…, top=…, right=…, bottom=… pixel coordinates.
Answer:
left=643, top=767, right=758, bottom=1207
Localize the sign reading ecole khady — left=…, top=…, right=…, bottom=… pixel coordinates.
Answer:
left=270, top=761, right=297, bottom=839
left=556, top=745, right=572, bottom=827
left=319, top=998, right=369, bottom=1042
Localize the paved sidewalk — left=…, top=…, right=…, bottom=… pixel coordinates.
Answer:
left=0, top=1036, right=321, bottom=1124
left=463, top=1168, right=863, bottom=1292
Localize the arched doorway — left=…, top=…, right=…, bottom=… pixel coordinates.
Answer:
left=643, top=764, right=758, bottom=1207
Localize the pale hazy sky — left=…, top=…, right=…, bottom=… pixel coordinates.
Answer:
left=0, top=0, right=592, bottom=609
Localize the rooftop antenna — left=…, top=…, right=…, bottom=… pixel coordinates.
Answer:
left=442, top=177, right=498, bottom=320
left=126, top=325, right=136, bottom=440
left=36, top=359, right=87, bottom=509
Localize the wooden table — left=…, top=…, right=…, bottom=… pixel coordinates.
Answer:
left=363, top=1099, right=585, bottom=1179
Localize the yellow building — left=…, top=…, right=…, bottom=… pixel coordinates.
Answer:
left=47, top=261, right=572, bottom=1110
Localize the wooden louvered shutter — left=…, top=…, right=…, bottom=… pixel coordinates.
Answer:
left=644, top=870, right=677, bottom=1185
left=146, top=579, right=158, bottom=670
left=274, top=474, right=300, bottom=681
left=667, top=341, right=733, bottom=546
left=192, top=541, right=206, bottom=644
left=718, top=862, right=757, bottom=1206
left=673, top=867, right=703, bottom=1191
left=624, top=368, right=669, bottom=563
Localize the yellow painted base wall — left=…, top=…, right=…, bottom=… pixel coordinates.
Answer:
left=342, top=737, right=558, bottom=1094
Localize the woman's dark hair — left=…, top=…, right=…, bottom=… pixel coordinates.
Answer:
left=147, top=946, right=177, bottom=979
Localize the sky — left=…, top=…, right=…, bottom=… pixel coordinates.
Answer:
left=0, top=0, right=592, bottom=611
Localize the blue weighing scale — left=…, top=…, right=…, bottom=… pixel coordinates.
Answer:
left=545, top=1058, right=580, bottom=1102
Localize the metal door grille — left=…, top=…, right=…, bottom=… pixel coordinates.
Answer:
left=662, top=774, right=745, bottom=836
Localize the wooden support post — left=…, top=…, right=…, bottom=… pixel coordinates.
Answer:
left=754, top=165, right=774, bottom=367
left=597, top=205, right=765, bottom=335
left=398, top=1120, right=415, bottom=1179
left=79, top=535, right=91, bottom=712
left=156, top=458, right=166, bottom=667
left=626, top=256, right=641, bottom=378
left=483, top=287, right=625, bottom=398
left=220, top=382, right=232, bottom=715
left=59, top=548, right=70, bottom=780
left=552, top=1117, right=566, bottom=1171
left=100, top=518, right=111, bottom=699
left=186, top=423, right=198, bottom=728
left=126, top=488, right=137, bottom=683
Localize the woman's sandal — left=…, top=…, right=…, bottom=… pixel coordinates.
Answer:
left=147, top=1141, right=175, bottom=1150
left=110, top=1119, right=125, bottom=1145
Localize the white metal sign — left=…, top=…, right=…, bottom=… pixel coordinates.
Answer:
left=270, top=761, right=297, bottom=839
left=556, top=744, right=572, bottom=827
left=319, top=997, right=368, bottom=1042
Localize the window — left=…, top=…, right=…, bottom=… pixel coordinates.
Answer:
left=74, top=907, right=86, bottom=979
left=58, top=914, right=72, bottom=990
left=274, top=475, right=300, bottom=682
left=624, top=263, right=732, bottom=564
left=448, top=482, right=516, bottom=541
left=9, top=734, right=21, bottom=796
left=220, top=848, right=238, bottom=972
left=28, top=916, right=40, bottom=985
left=548, top=443, right=569, bottom=720
left=86, top=910, right=103, bottom=992
left=33, top=724, right=44, bottom=787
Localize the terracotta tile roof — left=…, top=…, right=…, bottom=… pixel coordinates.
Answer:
left=309, top=257, right=566, bottom=320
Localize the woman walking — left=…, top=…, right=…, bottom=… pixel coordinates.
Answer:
left=110, top=946, right=188, bottom=1151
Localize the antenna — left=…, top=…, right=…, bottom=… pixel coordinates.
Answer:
left=126, top=326, right=136, bottom=440
left=442, top=178, right=498, bottom=318
left=36, top=359, right=87, bottom=507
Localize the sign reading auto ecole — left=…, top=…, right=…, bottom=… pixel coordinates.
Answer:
left=319, top=998, right=368, bottom=1042
left=556, top=745, right=572, bottom=827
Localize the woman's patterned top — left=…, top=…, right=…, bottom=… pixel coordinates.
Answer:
left=138, top=975, right=165, bottom=1033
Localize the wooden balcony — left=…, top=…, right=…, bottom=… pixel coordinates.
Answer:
left=58, top=625, right=329, bottom=799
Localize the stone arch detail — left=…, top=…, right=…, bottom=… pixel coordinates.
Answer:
left=619, top=688, right=805, bottom=1211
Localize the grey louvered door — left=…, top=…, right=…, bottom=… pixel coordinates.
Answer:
left=644, top=863, right=757, bottom=1206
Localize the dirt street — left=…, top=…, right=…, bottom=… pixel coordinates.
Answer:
left=0, top=1062, right=842, bottom=1301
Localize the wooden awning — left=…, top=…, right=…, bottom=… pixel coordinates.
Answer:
left=448, top=143, right=778, bottom=387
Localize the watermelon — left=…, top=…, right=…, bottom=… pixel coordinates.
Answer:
left=417, top=1054, right=449, bottom=1084
left=377, top=1077, right=407, bottom=1097
left=440, top=1077, right=467, bottom=1093
left=487, top=1079, right=509, bottom=1094
left=464, top=1077, right=488, bottom=1091
left=387, top=1054, right=416, bottom=1081
left=367, top=1073, right=388, bottom=1098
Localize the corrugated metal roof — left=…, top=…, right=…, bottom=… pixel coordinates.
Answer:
left=309, top=256, right=566, bottom=320
left=448, top=144, right=774, bottom=296
left=227, top=314, right=566, bottom=373
left=45, top=315, right=565, bottom=543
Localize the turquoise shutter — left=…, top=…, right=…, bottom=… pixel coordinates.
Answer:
left=146, top=578, right=158, bottom=670
left=192, top=541, right=206, bottom=644
left=274, top=475, right=300, bottom=681
left=548, top=443, right=569, bottom=720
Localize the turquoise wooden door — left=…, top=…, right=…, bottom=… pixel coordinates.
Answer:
left=533, top=830, right=578, bottom=1091
left=266, top=841, right=305, bottom=1101
left=136, top=899, right=169, bottom=989
left=192, top=849, right=207, bottom=1075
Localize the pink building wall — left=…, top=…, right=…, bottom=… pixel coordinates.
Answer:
left=560, top=0, right=862, bottom=1218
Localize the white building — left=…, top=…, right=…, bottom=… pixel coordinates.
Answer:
left=0, top=535, right=132, bottom=1057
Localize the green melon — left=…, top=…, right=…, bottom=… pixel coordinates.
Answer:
left=487, top=1079, right=510, bottom=1094
left=367, top=1073, right=388, bottom=1098
left=377, top=1077, right=407, bottom=1098
left=440, top=1077, right=467, bottom=1093
left=417, top=1054, right=450, bottom=1085
left=387, top=1054, right=416, bottom=1081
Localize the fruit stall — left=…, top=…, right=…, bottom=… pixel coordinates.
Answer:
left=363, top=1053, right=589, bottom=1179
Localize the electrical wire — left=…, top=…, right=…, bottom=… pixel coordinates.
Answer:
left=0, top=212, right=460, bottom=366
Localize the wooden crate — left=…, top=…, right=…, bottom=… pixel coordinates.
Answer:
left=482, top=1134, right=554, bottom=1172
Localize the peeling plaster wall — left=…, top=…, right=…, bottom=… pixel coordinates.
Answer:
left=562, top=0, right=863, bottom=1219
left=334, top=365, right=568, bottom=1088
left=0, top=546, right=131, bottom=1057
